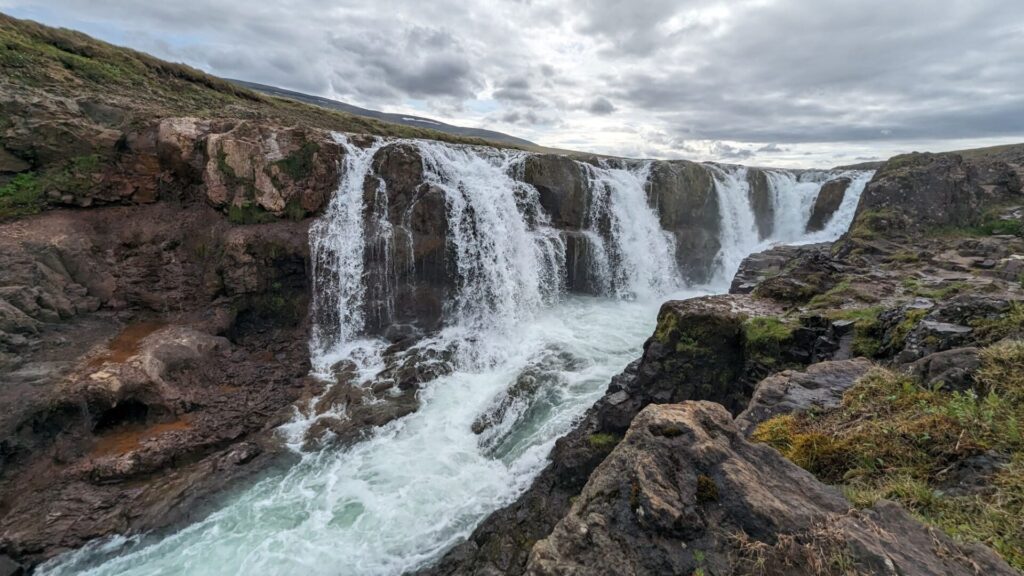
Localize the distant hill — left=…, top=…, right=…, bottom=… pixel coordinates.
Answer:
left=230, top=79, right=537, bottom=148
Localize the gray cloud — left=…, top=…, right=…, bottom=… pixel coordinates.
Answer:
left=5, top=0, right=1024, bottom=165
left=586, top=97, right=616, bottom=115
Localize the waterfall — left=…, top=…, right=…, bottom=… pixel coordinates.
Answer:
left=708, top=164, right=761, bottom=287
left=708, top=165, right=873, bottom=286
left=416, top=142, right=564, bottom=340
left=38, top=137, right=874, bottom=576
left=764, top=170, right=824, bottom=242
left=308, top=135, right=387, bottom=374
left=806, top=170, right=873, bottom=240
left=578, top=161, right=679, bottom=299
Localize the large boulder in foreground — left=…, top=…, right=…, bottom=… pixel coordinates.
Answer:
left=526, top=402, right=1016, bottom=576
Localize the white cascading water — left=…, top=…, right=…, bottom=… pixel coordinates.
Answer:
left=709, top=165, right=872, bottom=284
left=39, top=138, right=871, bottom=576
left=707, top=164, right=761, bottom=286
left=580, top=161, right=680, bottom=299
left=308, top=136, right=388, bottom=375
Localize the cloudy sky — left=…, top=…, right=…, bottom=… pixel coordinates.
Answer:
left=3, top=0, right=1023, bottom=167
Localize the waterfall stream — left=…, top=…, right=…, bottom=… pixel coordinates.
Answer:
left=40, top=138, right=871, bottom=576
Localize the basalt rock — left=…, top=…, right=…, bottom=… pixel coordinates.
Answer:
left=746, top=167, right=774, bottom=239
left=525, top=402, right=1016, bottom=576
left=523, top=154, right=588, bottom=229
left=806, top=176, right=851, bottom=232
left=749, top=243, right=839, bottom=304
left=649, top=161, right=722, bottom=284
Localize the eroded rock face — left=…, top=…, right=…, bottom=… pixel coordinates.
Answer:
left=0, top=202, right=316, bottom=566
left=523, top=154, right=588, bottom=229
left=806, top=176, right=851, bottom=232
left=525, top=402, right=1016, bottom=576
left=361, top=143, right=450, bottom=333
left=649, top=161, right=722, bottom=284
left=202, top=121, right=343, bottom=218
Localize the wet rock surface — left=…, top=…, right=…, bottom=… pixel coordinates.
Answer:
left=806, top=176, right=851, bottom=232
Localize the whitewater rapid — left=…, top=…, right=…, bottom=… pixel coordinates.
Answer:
left=39, top=139, right=870, bottom=576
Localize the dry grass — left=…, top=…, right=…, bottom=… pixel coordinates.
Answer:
left=752, top=341, right=1024, bottom=569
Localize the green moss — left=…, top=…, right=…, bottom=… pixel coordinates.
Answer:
left=889, top=249, right=922, bottom=263
left=904, top=279, right=968, bottom=300
left=653, top=311, right=679, bottom=344
left=588, top=432, right=621, bottom=451
left=890, top=308, right=928, bottom=350
left=807, top=280, right=877, bottom=309
left=0, top=172, right=44, bottom=218
left=753, top=348, right=1024, bottom=570
left=742, top=317, right=795, bottom=365
left=283, top=198, right=307, bottom=221
left=970, top=303, right=1024, bottom=345
left=850, top=208, right=903, bottom=240
left=273, top=140, right=319, bottom=182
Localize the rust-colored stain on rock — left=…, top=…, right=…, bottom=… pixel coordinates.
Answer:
left=90, top=418, right=191, bottom=457
left=87, top=322, right=166, bottom=367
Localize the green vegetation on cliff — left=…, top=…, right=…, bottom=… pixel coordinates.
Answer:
left=753, top=341, right=1024, bottom=569
left=0, top=172, right=43, bottom=218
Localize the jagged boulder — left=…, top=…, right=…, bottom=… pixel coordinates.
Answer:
left=806, top=176, right=851, bottom=232
left=525, top=402, right=1016, bottom=576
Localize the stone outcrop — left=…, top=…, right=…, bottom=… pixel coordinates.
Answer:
left=728, top=243, right=829, bottom=294
left=806, top=176, right=851, bottom=232
left=525, top=402, right=1016, bottom=576
left=0, top=202, right=315, bottom=565
left=851, top=151, right=1022, bottom=234
left=202, top=121, right=343, bottom=218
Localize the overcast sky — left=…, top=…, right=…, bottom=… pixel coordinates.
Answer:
left=4, top=0, right=1023, bottom=167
